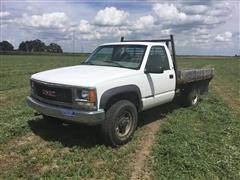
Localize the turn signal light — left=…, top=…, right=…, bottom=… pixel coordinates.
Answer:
left=89, top=89, right=97, bottom=103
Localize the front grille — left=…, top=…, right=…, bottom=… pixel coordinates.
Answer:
left=33, top=81, right=73, bottom=103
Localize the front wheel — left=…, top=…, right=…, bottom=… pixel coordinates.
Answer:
left=101, top=100, right=138, bottom=147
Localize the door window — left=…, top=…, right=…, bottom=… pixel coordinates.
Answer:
left=146, top=46, right=170, bottom=70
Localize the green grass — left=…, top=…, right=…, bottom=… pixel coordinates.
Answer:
left=0, top=55, right=82, bottom=91
left=0, top=55, right=83, bottom=143
left=0, top=54, right=239, bottom=179
left=178, top=56, right=240, bottom=109
left=145, top=56, right=240, bottom=179
left=0, top=54, right=142, bottom=179
left=147, top=93, right=240, bottom=179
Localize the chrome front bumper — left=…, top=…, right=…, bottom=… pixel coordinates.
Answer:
left=26, top=96, right=105, bottom=125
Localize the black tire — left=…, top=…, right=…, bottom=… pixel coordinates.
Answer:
left=101, top=100, right=138, bottom=147
left=182, top=89, right=199, bottom=107
left=42, top=115, right=63, bottom=125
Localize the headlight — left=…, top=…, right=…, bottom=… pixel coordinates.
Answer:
left=75, top=88, right=97, bottom=111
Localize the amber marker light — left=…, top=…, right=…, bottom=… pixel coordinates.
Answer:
left=89, top=89, right=97, bottom=103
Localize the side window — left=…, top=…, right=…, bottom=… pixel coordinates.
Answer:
left=146, top=46, right=170, bottom=70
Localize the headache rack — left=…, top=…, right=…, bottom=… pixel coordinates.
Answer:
left=120, top=34, right=177, bottom=71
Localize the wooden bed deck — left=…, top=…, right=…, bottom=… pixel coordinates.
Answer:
left=177, top=68, right=214, bottom=84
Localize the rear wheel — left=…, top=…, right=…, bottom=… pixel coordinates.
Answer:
left=101, top=100, right=138, bottom=147
left=182, top=89, right=199, bottom=106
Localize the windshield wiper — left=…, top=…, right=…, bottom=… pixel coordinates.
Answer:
left=81, top=61, right=93, bottom=65
left=103, top=60, right=125, bottom=68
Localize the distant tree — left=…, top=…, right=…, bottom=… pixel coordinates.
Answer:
left=18, top=41, right=27, bottom=51
left=0, top=41, right=14, bottom=51
left=18, top=39, right=46, bottom=52
left=32, top=39, right=46, bottom=52
left=46, top=43, right=63, bottom=53
left=18, top=39, right=63, bottom=53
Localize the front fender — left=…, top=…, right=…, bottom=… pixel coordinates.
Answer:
left=99, top=85, right=142, bottom=110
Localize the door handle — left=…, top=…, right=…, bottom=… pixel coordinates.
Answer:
left=169, top=74, right=174, bottom=79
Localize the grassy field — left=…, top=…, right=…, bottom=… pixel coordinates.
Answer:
left=0, top=54, right=239, bottom=179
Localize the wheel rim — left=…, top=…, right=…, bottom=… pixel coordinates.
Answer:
left=192, top=94, right=198, bottom=105
left=115, top=110, right=133, bottom=138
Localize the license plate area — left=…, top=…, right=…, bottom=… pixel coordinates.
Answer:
left=60, top=109, right=76, bottom=117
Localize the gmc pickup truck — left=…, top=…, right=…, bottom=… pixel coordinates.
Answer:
left=27, top=35, right=214, bottom=147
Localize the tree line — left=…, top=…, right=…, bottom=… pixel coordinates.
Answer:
left=0, top=39, right=63, bottom=53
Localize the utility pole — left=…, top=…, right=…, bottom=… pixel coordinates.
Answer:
left=81, top=45, right=84, bottom=53
left=72, top=30, right=75, bottom=53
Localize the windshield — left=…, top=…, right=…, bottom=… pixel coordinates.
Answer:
left=82, top=45, right=147, bottom=69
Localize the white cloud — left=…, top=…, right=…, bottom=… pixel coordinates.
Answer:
left=194, top=34, right=212, bottom=42
left=153, top=3, right=187, bottom=22
left=17, top=4, right=232, bottom=48
left=215, top=32, right=232, bottom=42
left=153, top=3, right=207, bottom=25
left=181, top=5, right=208, bottom=14
left=75, top=14, right=155, bottom=40
left=133, top=15, right=155, bottom=31
left=208, top=2, right=231, bottom=16
left=1, top=1, right=237, bottom=55
left=203, top=16, right=221, bottom=24
left=21, top=12, right=69, bottom=30
left=75, top=7, right=132, bottom=40
left=94, top=7, right=129, bottom=26
left=0, top=11, right=11, bottom=18
left=78, top=20, right=94, bottom=33
left=76, top=24, right=131, bottom=40
left=161, top=29, right=172, bottom=35
left=192, top=28, right=210, bottom=35
left=153, top=2, right=233, bottom=27
left=0, top=11, right=15, bottom=27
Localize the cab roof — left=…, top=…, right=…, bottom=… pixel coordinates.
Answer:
left=101, top=41, right=166, bottom=46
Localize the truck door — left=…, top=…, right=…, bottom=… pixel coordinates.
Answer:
left=144, top=46, right=176, bottom=106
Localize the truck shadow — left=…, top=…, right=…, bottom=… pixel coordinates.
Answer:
left=28, top=101, right=180, bottom=148
left=138, top=102, right=179, bottom=127
left=28, top=116, right=102, bottom=148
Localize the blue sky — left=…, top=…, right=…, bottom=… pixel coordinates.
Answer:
left=1, top=0, right=239, bottom=55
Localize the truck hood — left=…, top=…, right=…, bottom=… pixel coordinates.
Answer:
left=31, top=65, right=139, bottom=87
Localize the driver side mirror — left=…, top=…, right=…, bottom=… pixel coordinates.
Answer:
left=144, top=66, right=164, bottom=74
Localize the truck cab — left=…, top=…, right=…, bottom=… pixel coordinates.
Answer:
left=27, top=35, right=214, bottom=147
left=84, top=41, right=177, bottom=110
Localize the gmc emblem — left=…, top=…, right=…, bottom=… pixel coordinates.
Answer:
left=42, top=89, right=56, bottom=97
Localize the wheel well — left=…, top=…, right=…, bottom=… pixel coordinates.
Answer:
left=106, top=92, right=140, bottom=111
left=180, top=79, right=210, bottom=95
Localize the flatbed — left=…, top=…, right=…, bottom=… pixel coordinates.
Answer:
left=177, top=68, right=214, bottom=84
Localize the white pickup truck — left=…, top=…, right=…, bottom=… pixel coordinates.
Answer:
left=27, top=35, right=214, bottom=147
